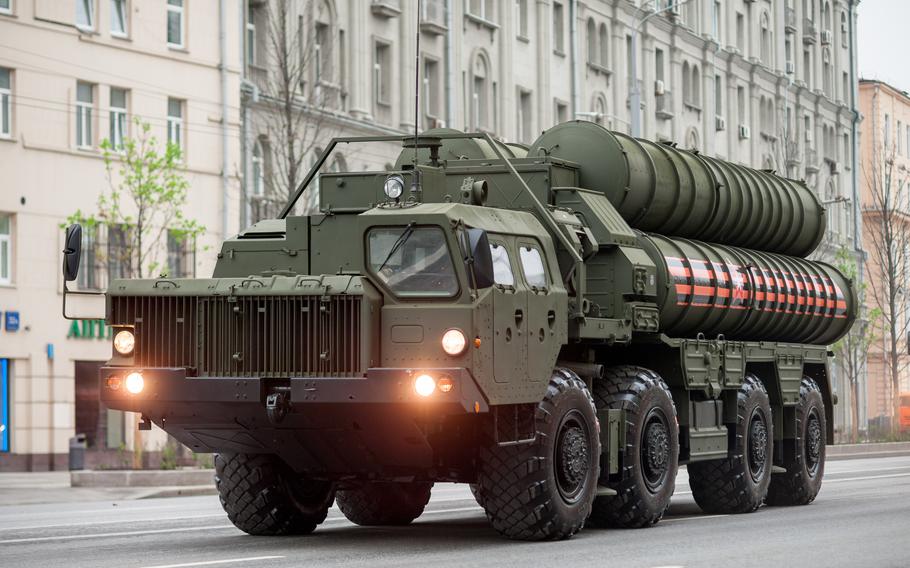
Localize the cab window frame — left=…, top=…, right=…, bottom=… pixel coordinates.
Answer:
left=517, top=240, right=549, bottom=291
left=487, top=237, right=516, bottom=289
left=364, top=224, right=462, bottom=300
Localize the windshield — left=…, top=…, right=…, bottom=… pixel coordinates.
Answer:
left=368, top=227, right=459, bottom=297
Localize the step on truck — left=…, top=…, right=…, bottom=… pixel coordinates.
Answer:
left=62, top=122, right=855, bottom=540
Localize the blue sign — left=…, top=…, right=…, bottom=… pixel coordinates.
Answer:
left=4, top=311, right=19, bottom=332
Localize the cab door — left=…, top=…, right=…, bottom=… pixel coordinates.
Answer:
left=489, top=239, right=528, bottom=384
left=516, top=240, right=558, bottom=382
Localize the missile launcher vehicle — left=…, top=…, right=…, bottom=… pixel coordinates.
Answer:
left=62, top=122, right=855, bottom=540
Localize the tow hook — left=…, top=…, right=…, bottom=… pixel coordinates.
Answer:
left=265, top=389, right=291, bottom=425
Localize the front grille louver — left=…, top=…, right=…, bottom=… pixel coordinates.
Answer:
left=110, top=295, right=362, bottom=377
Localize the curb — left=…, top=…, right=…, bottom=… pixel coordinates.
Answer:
left=136, top=485, right=219, bottom=499
left=71, top=469, right=215, bottom=488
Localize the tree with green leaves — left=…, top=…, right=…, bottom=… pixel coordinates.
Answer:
left=832, top=246, right=879, bottom=442
left=66, top=118, right=205, bottom=281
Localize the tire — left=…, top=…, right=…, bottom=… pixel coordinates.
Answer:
left=688, top=374, right=773, bottom=514
left=766, top=377, right=827, bottom=506
left=474, top=368, right=600, bottom=541
left=215, top=453, right=334, bottom=536
left=588, top=365, right=679, bottom=528
left=335, top=482, right=433, bottom=526
left=468, top=483, right=484, bottom=508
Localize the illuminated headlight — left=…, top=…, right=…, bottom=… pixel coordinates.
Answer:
left=414, top=374, right=436, bottom=397
left=113, top=330, right=135, bottom=355
left=125, top=372, right=144, bottom=394
left=441, top=329, right=467, bottom=356
left=383, top=175, right=405, bottom=199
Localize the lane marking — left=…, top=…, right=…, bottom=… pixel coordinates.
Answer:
left=662, top=514, right=728, bottom=523
left=824, top=472, right=910, bottom=484
left=140, top=557, right=285, bottom=568
left=0, top=514, right=228, bottom=532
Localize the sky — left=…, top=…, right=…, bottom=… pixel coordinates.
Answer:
left=857, top=0, right=910, bottom=91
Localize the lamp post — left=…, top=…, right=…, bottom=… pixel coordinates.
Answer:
left=629, top=0, right=694, bottom=138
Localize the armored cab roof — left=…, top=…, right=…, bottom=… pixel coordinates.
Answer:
left=360, top=202, right=551, bottom=240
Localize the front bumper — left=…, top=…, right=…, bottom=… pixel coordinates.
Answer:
left=99, top=366, right=489, bottom=478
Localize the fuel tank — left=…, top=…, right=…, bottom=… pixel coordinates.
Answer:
left=638, top=233, right=855, bottom=345
left=528, top=121, right=826, bottom=257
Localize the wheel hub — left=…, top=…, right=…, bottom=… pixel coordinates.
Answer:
left=806, top=411, right=822, bottom=476
left=748, top=412, right=768, bottom=481
left=555, top=414, right=590, bottom=503
left=642, top=414, right=670, bottom=492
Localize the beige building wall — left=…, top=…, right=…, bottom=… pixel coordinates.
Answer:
left=0, top=0, right=243, bottom=470
left=858, top=79, right=910, bottom=428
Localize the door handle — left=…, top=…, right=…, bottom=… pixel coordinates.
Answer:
left=514, top=309, right=524, bottom=327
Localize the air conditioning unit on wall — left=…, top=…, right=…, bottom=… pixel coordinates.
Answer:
left=654, top=80, right=666, bottom=96
left=820, top=30, right=833, bottom=45
left=786, top=61, right=795, bottom=75
left=716, top=116, right=727, bottom=131
left=739, top=125, right=751, bottom=139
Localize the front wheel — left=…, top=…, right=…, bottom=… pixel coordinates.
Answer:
left=474, top=368, right=601, bottom=541
left=766, top=377, right=827, bottom=506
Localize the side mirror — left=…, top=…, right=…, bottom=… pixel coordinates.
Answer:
left=63, top=224, right=83, bottom=282
left=464, top=228, right=494, bottom=289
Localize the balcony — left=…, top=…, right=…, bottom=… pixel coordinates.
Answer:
left=805, top=147, right=820, bottom=174
left=371, top=0, right=401, bottom=18
left=655, top=91, right=674, bottom=120
left=420, top=0, right=447, bottom=35
left=785, top=7, right=797, bottom=33
left=803, top=18, right=817, bottom=44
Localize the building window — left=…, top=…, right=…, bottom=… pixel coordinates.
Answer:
left=110, top=0, right=127, bottom=36
left=252, top=139, right=264, bottom=197
left=690, top=65, right=700, bottom=107
left=803, top=49, right=811, bottom=85
left=715, top=74, right=722, bottom=116
left=373, top=42, right=391, bottom=106
left=423, top=57, right=440, bottom=123
left=898, top=121, right=902, bottom=155
left=554, top=99, right=568, bottom=124
left=516, top=0, right=528, bottom=38
left=586, top=18, right=596, bottom=63
left=0, top=214, right=10, bottom=285
left=246, top=2, right=256, bottom=66
left=840, top=11, right=848, bottom=47
left=655, top=49, right=664, bottom=83
left=712, top=1, right=721, bottom=41
left=735, top=12, right=744, bottom=53
left=682, top=61, right=690, bottom=104
left=167, top=231, right=194, bottom=278
left=885, top=114, right=891, bottom=149
left=842, top=71, right=849, bottom=102
left=77, top=226, right=100, bottom=290
left=553, top=2, right=565, bottom=54
left=472, top=54, right=491, bottom=130
left=167, top=97, right=183, bottom=150
left=517, top=89, right=532, bottom=143
left=76, top=81, right=94, bottom=149
left=314, top=1, right=334, bottom=86
left=599, top=23, right=608, bottom=67
left=737, top=85, right=746, bottom=126
left=0, top=0, right=11, bottom=15
left=76, top=0, right=94, bottom=30
left=167, top=0, right=184, bottom=48
left=107, top=224, right=132, bottom=281
left=760, top=12, right=771, bottom=65
left=109, top=87, right=127, bottom=149
left=0, top=68, right=10, bottom=138
left=468, top=0, right=494, bottom=22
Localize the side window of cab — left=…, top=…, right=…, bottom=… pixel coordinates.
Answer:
left=488, top=241, right=515, bottom=287
left=518, top=243, right=548, bottom=291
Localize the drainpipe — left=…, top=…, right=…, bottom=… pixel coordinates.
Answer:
left=219, top=0, right=230, bottom=239
left=570, top=0, right=579, bottom=119
left=444, top=0, right=455, bottom=127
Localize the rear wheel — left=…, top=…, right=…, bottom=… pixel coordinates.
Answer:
left=335, top=482, right=433, bottom=526
left=215, top=453, right=334, bottom=536
left=474, top=368, right=600, bottom=541
left=767, top=377, right=826, bottom=506
left=588, top=366, right=679, bottom=529
left=688, top=374, right=773, bottom=514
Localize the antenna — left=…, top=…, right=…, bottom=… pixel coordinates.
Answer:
left=411, top=0, right=421, bottom=195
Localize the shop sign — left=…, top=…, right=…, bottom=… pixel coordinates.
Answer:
left=67, top=319, right=112, bottom=340
left=3, top=312, right=19, bottom=332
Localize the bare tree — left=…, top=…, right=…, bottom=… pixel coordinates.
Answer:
left=250, top=0, right=339, bottom=220
left=832, top=246, right=879, bottom=442
left=863, top=124, right=910, bottom=436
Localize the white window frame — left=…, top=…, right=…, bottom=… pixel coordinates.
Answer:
left=0, top=214, right=11, bottom=285
left=0, top=0, right=12, bottom=16
left=76, top=82, right=94, bottom=149
left=0, top=68, right=10, bottom=139
left=246, top=2, right=256, bottom=66
left=373, top=41, right=391, bottom=106
left=76, top=0, right=95, bottom=31
left=167, top=98, right=184, bottom=150
left=251, top=140, right=264, bottom=197
left=167, top=0, right=185, bottom=49
left=110, top=0, right=127, bottom=37
left=109, top=87, right=127, bottom=149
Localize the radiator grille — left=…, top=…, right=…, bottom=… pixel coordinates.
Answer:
left=110, top=295, right=363, bottom=377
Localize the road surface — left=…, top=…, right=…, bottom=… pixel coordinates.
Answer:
left=1, top=455, right=907, bottom=568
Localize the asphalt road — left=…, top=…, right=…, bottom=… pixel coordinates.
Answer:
left=1, top=455, right=908, bottom=568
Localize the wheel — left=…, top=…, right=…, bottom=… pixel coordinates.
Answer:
left=688, top=374, right=773, bottom=514
left=335, top=482, right=433, bottom=526
left=468, top=483, right=484, bottom=508
left=588, top=365, right=679, bottom=528
left=474, top=368, right=600, bottom=541
left=214, top=453, right=334, bottom=536
left=766, top=377, right=827, bottom=506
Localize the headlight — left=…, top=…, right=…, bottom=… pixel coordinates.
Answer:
left=125, top=372, right=144, bottom=394
left=441, top=329, right=467, bottom=356
left=113, top=330, right=135, bottom=355
left=414, top=374, right=436, bottom=397
left=383, top=175, right=405, bottom=199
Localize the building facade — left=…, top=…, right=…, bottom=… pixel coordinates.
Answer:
left=242, top=0, right=863, bottom=437
left=858, top=79, right=910, bottom=433
left=0, top=0, right=243, bottom=470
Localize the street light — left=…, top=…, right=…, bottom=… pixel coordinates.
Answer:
left=629, top=0, right=695, bottom=138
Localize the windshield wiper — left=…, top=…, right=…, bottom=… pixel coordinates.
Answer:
left=376, top=222, right=416, bottom=273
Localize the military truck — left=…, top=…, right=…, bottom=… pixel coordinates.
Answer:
left=62, top=122, right=855, bottom=541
